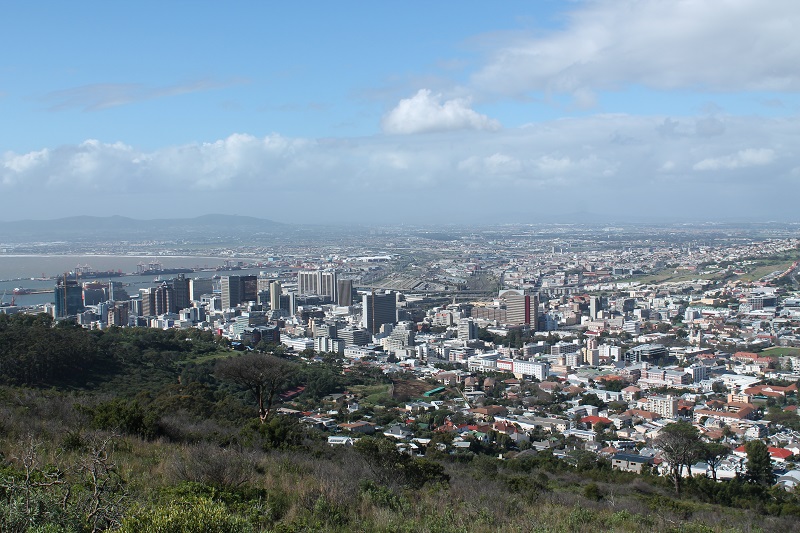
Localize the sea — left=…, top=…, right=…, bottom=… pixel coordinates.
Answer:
left=0, top=255, right=279, bottom=308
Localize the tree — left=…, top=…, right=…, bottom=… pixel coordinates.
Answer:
left=745, top=439, right=775, bottom=486
left=700, top=442, right=729, bottom=482
left=711, top=381, right=728, bottom=394
left=655, top=421, right=701, bottom=495
left=215, top=353, right=295, bottom=423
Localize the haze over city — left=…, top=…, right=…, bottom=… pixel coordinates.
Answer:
left=2, top=0, right=799, bottom=224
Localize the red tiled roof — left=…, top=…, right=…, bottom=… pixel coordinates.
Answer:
left=581, top=416, right=613, bottom=425
left=769, top=447, right=793, bottom=460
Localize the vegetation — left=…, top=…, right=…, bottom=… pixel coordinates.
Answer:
left=0, top=313, right=798, bottom=531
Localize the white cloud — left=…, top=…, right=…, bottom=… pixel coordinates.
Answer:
left=1, top=114, right=797, bottom=222
left=693, top=148, right=775, bottom=171
left=381, top=89, right=500, bottom=134
left=472, top=0, right=800, bottom=98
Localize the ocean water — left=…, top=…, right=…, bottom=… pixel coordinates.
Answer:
left=0, top=255, right=275, bottom=308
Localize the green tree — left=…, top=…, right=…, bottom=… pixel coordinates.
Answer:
left=745, top=439, right=775, bottom=486
left=655, top=420, right=701, bottom=495
left=700, top=442, right=729, bottom=482
left=215, top=353, right=295, bottom=423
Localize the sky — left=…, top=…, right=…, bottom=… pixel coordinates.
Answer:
left=1, top=0, right=799, bottom=225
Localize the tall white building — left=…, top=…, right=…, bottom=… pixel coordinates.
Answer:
left=297, top=269, right=338, bottom=302
left=645, top=395, right=678, bottom=418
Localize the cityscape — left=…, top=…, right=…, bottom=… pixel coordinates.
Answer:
left=2, top=1, right=800, bottom=531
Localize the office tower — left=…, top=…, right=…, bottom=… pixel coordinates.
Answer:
left=82, top=283, right=106, bottom=306
left=269, top=281, right=282, bottom=311
left=220, top=275, right=242, bottom=310
left=589, top=296, right=600, bottom=319
left=140, top=288, right=155, bottom=316
left=108, top=281, right=129, bottom=302
left=336, top=279, right=353, bottom=306
left=128, top=297, right=142, bottom=317
left=108, top=302, right=129, bottom=327
left=170, top=274, right=190, bottom=311
left=298, top=269, right=338, bottom=302
left=276, top=292, right=297, bottom=316
left=241, top=275, right=258, bottom=303
left=338, top=326, right=370, bottom=346
left=297, top=270, right=318, bottom=296
left=385, top=321, right=416, bottom=352
left=319, top=270, right=337, bottom=302
left=501, top=290, right=537, bottom=328
left=362, top=291, right=397, bottom=334
left=257, top=276, right=272, bottom=293
left=154, top=282, right=175, bottom=315
left=189, top=277, right=214, bottom=301
left=54, top=277, right=83, bottom=318
left=458, top=318, right=478, bottom=340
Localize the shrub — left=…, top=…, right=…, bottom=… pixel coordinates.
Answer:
left=119, top=497, right=252, bottom=533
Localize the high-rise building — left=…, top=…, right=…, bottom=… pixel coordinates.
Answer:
left=82, top=283, right=106, bottom=306
left=298, top=269, right=338, bottom=302
left=458, top=318, right=478, bottom=340
left=338, top=326, right=370, bottom=346
left=241, top=275, right=258, bottom=304
left=153, top=282, right=175, bottom=315
left=589, top=296, right=600, bottom=319
left=189, top=277, right=214, bottom=301
left=384, top=321, right=416, bottom=353
left=54, top=278, right=83, bottom=318
left=220, top=276, right=242, bottom=310
left=297, top=270, right=318, bottom=296
left=108, top=303, right=129, bottom=327
left=500, top=290, right=538, bottom=329
left=319, top=270, right=337, bottom=302
left=108, top=281, right=129, bottom=302
left=140, top=288, right=155, bottom=316
left=362, top=291, right=397, bottom=334
left=336, top=279, right=353, bottom=306
left=269, top=281, right=282, bottom=311
left=170, top=274, right=190, bottom=311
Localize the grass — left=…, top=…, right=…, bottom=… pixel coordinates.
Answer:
left=761, top=347, right=800, bottom=357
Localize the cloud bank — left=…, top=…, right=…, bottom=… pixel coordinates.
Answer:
left=2, top=113, right=798, bottom=223
left=471, top=0, right=800, bottom=100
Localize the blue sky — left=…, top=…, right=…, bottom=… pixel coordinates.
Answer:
left=2, top=1, right=799, bottom=224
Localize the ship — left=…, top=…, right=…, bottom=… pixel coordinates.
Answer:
left=12, top=287, right=32, bottom=295
left=68, top=265, right=125, bottom=280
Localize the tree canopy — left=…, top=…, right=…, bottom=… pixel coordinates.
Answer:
left=215, top=353, right=296, bottom=423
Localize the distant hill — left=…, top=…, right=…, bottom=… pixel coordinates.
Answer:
left=0, top=214, right=286, bottom=242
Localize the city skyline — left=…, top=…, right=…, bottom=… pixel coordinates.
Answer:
left=2, top=1, right=799, bottom=223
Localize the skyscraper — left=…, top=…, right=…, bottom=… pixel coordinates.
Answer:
left=170, top=274, right=190, bottom=311
left=589, top=296, right=600, bottom=319
left=269, top=281, right=282, bottom=311
left=500, top=289, right=538, bottom=329
left=336, top=279, right=353, bottom=306
left=54, top=277, right=83, bottom=318
left=189, top=277, right=214, bottom=301
left=298, top=269, right=338, bottom=302
left=458, top=318, right=478, bottom=340
left=362, top=291, right=397, bottom=334
left=153, top=282, right=175, bottom=315
left=220, top=275, right=242, bottom=310
left=297, top=270, right=318, bottom=296
left=241, top=275, right=258, bottom=304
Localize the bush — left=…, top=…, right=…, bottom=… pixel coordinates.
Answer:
left=119, top=497, right=252, bottom=533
